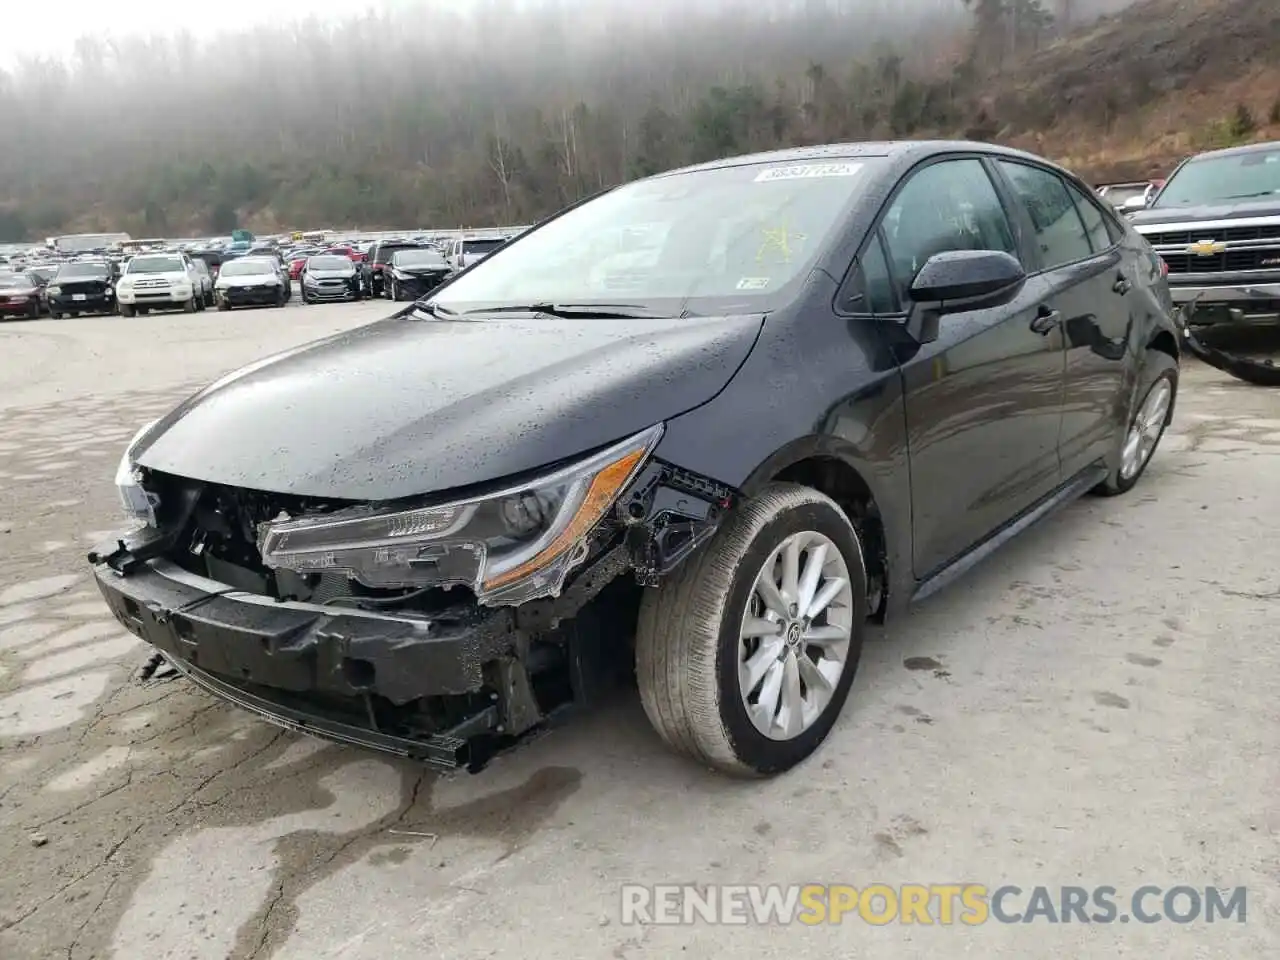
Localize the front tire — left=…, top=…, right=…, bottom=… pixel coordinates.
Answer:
left=119, top=304, right=135, bottom=317
left=182, top=297, right=196, bottom=313
left=1093, top=350, right=1178, bottom=496
left=635, top=483, right=867, bottom=777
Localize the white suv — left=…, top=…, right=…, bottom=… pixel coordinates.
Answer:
left=115, top=253, right=202, bottom=316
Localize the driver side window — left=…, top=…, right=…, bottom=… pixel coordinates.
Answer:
left=881, top=159, right=1018, bottom=303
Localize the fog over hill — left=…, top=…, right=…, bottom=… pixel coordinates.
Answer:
left=3, top=0, right=1230, bottom=239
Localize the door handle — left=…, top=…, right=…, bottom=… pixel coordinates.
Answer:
left=1112, top=275, right=1132, bottom=295
left=1030, top=307, right=1061, bottom=335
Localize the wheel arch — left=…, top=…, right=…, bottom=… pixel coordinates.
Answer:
left=1147, top=328, right=1179, bottom=363
left=740, top=436, right=894, bottom=621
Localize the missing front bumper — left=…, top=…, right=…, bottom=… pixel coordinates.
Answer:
left=91, top=556, right=519, bottom=766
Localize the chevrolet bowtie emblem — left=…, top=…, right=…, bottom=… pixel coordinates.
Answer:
left=1187, top=239, right=1226, bottom=256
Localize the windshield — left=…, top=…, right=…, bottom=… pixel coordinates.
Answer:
left=393, top=250, right=447, bottom=267
left=128, top=256, right=185, bottom=274
left=1154, top=149, right=1280, bottom=206
left=1102, top=186, right=1146, bottom=206
left=28, top=267, right=56, bottom=282
left=307, top=255, right=353, bottom=271
left=55, top=262, right=108, bottom=280
left=461, top=238, right=507, bottom=255
left=374, top=244, right=418, bottom=263
left=220, top=259, right=276, bottom=277
left=0, top=274, right=33, bottom=289
left=432, top=158, right=880, bottom=315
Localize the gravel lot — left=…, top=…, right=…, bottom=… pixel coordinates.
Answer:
left=1, top=303, right=1278, bottom=959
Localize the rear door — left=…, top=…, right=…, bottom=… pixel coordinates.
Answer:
left=993, top=160, right=1132, bottom=478
left=867, top=155, right=1066, bottom=578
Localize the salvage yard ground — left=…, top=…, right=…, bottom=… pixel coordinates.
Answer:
left=1, top=304, right=1277, bottom=959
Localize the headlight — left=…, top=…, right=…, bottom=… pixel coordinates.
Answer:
left=114, top=418, right=161, bottom=526
left=392, top=269, right=411, bottom=280
left=47, top=285, right=61, bottom=295
left=258, top=423, right=663, bottom=605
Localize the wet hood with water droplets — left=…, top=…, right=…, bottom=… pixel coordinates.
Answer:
left=133, top=312, right=765, bottom=500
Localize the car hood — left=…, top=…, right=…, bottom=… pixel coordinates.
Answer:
left=393, top=265, right=450, bottom=276
left=1129, top=198, right=1280, bottom=227
left=304, top=268, right=355, bottom=280
left=134, top=311, right=765, bottom=500
left=219, top=274, right=278, bottom=286
left=123, top=270, right=188, bottom=282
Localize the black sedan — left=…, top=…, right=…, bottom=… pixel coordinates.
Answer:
left=46, top=261, right=117, bottom=317
left=384, top=248, right=453, bottom=301
left=90, top=141, right=1179, bottom=778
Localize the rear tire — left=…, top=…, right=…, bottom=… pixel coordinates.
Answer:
left=1093, top=350, right=1178, bottom=496
left=216, top=301, right=230, bottom=311
left=635, top=483, right=867, bottom=777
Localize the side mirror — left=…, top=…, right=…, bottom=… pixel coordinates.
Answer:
left=906, top=250, right=1026, bottom=344
left=1122, top=194, right=1149, bottom=211
left=908, top=249, right=1025, bottom=305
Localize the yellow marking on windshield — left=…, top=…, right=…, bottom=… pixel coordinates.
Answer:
left=756, top=222, right=808, bottom=264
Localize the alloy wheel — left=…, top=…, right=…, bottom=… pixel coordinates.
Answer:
left=1120, top=378, right=1172, bottom=480
left=738, top=530, right=853, bottom=741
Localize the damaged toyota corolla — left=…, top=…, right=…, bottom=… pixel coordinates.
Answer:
left=90, top=141, right=1181, bottom=777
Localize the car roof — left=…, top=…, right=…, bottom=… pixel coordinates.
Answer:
left=1185, top=139, right=1280, bottom=162
left=651, top=139, right=1056, bottom=179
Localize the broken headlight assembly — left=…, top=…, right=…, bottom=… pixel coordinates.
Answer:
left=114, top=418, right=161, bottom=527
left=257, top=423, right=664, bottom=605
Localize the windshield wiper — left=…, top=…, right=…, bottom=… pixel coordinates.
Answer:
left=411, top=301, right=459, bottom=320
left=1222, top=191, right=1278, bottom=200
left=460, top=302, right=668, bottom=319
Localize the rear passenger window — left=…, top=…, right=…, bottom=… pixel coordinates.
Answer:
left=997, top=161, right=1093, bottom=269
left=1064, top=181, right=1113, bottom=253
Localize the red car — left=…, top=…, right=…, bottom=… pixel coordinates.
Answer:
left=0, top=271, right=44, bottom=319
left=323, top=245, right=366, bottom=264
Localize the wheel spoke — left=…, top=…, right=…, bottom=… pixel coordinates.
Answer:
left=781, top=537, right=801, bottom=608
left=754, top=574, right=791, bottom=620
left=753, top=659, right=785, bottom=729
left=804, top=577, right=847, bottom=619
left=741, top=617, right=782, bottom=639
left=797, top=652, right=834, bottom=694
left=795, top=542, right=828, bottom=618
left=741, top=638, right=784, bottom=695
left=803, top=623, right=848, bottom=646
left=780, top=652, right=804, bottom=738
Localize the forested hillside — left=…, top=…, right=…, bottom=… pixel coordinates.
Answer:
left=0, top=0, right=1274, bottom=239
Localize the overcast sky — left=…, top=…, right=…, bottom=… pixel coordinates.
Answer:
left=0, top=0, right=395, bottom=65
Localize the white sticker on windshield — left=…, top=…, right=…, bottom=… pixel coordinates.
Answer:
left=754, top=162, right=863, bottom=182
left=736, top=277, right=771, bottom=290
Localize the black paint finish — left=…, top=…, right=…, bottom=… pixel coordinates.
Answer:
left=133, top=139, right=1179, bottom=611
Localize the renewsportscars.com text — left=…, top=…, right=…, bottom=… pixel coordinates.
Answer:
left=620, top=884, right=1247, bottom=926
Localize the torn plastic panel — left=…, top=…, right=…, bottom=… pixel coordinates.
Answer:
left=616, top=459, right=739, bottom=586
left=255, top=423, right=664, bottom=607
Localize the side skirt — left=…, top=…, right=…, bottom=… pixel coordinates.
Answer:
left=911, top=463, right=1108, bottom=604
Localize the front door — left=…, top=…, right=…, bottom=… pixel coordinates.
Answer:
left=877, top=157, right=1067, bottom=578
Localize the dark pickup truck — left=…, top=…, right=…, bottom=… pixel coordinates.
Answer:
left=1128, top=141, right=1280, bottom=326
